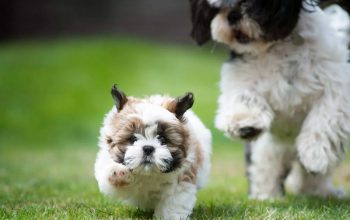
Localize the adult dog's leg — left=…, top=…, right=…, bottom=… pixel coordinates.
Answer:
left=297, top=92, right=350, bottom=175
left=247, top=133, right=293, bottom=200
left=287, top=162, right=347, bottom=198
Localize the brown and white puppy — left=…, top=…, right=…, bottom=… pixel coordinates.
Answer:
left=94, top=85, right=212, bottom=219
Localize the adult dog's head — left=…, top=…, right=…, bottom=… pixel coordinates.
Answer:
left=189, top=0, right=319, bottom=54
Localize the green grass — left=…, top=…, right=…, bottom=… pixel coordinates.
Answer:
left=1, top=37, right=350, bottom=219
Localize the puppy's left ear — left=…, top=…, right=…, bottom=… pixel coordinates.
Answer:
left=189, top=0, right=219, bottom=45
left=111, top=84, right=128, bottom=111
left=168, top=92, right=195, bottom=119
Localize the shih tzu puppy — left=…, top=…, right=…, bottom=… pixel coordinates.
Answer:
left=189, top=0, right=350, bottom=199
left=94, top=85, right=212, bottom=219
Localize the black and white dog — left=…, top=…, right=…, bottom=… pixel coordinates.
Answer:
left=189, top=0, right=350, bottom=199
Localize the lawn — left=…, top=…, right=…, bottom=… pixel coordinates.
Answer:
left=1, top=37, right=350, bottom=219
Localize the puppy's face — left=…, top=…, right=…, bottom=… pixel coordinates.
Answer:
left=104, top=86, right=194, bottom=174
left=190, top=0, right=307, bottom=54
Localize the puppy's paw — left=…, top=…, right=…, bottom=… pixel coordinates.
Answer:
left=108, top=164, right=131, bottom=187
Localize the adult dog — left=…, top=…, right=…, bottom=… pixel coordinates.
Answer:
left=189, top=0, right=350, bottom=199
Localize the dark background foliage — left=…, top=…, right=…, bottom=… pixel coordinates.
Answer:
left=0, top=0, right=193, bottom=43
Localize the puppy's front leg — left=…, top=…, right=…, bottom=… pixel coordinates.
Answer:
left=297, top=94, right=350, bottom=174
left=154, top=181, right=197, bottom=220
left=94, top=150, right=132, bottom=195
left=216, top=90, right=274, bottom=140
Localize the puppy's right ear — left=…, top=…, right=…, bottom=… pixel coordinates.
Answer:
left=189, top=0, right=219, bottom=45
left=111, top=84, right=128, bottom=111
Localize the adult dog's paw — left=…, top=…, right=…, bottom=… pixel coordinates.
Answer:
left=298, top=148, right=329, bottom=175
left=297, top=134, right=337, bottom=175
left=215, top=93, right=273, bottom=140
left=108, top=164, right=131, bottom=187
left=222, top=112, right=271, bottom=140
left=239, top=127, right=263, bottom=140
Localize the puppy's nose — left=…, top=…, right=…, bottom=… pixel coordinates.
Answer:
left=143, top=145, right=155, bottom=155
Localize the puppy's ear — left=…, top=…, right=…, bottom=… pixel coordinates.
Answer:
left=189, top=0, right=219, bottom=45
left=168, top=92, right=195, bottom=119
left=111, top=84, right=128, bottom=111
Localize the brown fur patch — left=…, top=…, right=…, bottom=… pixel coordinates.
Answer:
left=163, top=93, right=194, bottom=121
left=157, top=121, right=189, bottom=172
left=107, top=98, right=145, bottom=163
left=164, top=99, right=177, bottom=115
left=179, top=139, right=204, bottom=184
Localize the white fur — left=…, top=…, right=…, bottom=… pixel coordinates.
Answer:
left=214, top=6, right=350, bottom=199
left=94, top=96, right=212, bottom=219
left=324, top=4, right=350, bottom=47
left=207, top=0, right=222, bottom=7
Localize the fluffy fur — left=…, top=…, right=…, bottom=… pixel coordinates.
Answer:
left=189, top=0, right=350, bottom=199
left=94, top=86, right=212, bottom=219
left=324, top=4, right=350, bottom=47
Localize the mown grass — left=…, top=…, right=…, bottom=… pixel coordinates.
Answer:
left=1, top=37, right=350, bottom=219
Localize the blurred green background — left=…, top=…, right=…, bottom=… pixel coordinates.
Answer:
left=1, top=1, right=350, bottom=219
left=0, top=37, right=227, bottom=148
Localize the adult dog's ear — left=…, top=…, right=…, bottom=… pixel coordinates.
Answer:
left=167, top=92, right=195, bottom=120
left=189, top=0, right=219, bottom=45
left=111, top=84, right=128, bottom=111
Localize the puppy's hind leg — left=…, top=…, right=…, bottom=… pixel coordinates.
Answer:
left=248, top=133, right=294, bottom=200
left=286, top=162, right=347, bottom=199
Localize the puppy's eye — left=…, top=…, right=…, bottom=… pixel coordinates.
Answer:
left=158, top=135, right=167, bottom=145
left=227, top=10, right=242, bottom=25
left=128, top=135, right=137, bottom=144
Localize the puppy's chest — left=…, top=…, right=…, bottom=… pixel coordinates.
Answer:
left=127, top=174, right=177, bottom=206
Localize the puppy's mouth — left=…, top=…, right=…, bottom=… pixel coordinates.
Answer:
left=141, top=157, right=175, bottom=173
left=142, top=156, right=154, bottom=165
